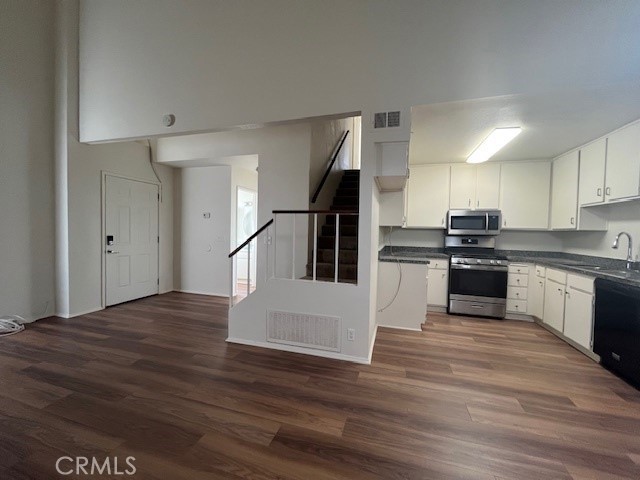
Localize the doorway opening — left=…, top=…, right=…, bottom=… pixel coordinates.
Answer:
left=234, top=186, right=257, bottom=300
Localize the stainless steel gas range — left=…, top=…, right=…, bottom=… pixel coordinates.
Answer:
left=445, top=235, right=508, bottom=319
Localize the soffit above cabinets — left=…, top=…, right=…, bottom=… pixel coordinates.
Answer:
left=409, top=83, right=640, bottom=165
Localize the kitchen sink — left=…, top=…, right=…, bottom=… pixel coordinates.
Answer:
left=579, top=266, right=640, bottom=279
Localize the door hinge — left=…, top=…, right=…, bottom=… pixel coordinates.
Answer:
left=157, top=278, right=160, bottom=285
left=157, top=236, right=160, bottom=243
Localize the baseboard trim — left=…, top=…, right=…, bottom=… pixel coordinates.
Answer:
left=176, top=289, right=230, bottom=298
left=367, top=325, right=378, bottom=363
left=376, top=324, right=422, bottom=332
left=226, top=337, right=371, bottom=365
left=57, top=306, right=103, bottom=319
left=505, top=313, right=534, bottom=322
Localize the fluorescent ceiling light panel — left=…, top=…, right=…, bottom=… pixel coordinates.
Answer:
left=467, top=127, right=522, bottom=164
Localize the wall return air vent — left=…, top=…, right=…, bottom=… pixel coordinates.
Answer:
left=267, top=310, right=341, bottom=352
left=374, top=111, right=401, bottom=128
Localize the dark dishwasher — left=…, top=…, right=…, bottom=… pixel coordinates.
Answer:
left=594, top=278, right=640, bottom=388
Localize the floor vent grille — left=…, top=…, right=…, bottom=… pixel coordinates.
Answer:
left=267, top=310, right=341, bottom=352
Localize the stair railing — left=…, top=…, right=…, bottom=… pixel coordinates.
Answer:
left=273, top=210, right=358, bottom=283
left=310, top=130, right=350, bottom=204
left=228, top=210, right=359, bottom=309
left=228, top=219, right=273, bottom=307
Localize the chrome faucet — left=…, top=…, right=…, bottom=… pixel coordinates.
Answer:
left=612, top=232, right=635, bottom=270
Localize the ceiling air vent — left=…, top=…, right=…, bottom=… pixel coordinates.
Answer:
left=374, top=112, right=387, bottom=129
left=387, top=111, right=401, bottom=127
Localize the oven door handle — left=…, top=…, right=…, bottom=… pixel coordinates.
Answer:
left=450, top=264, right=508, bottom=272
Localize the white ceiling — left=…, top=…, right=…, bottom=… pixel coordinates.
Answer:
left=160, top=154, right=259, bottom=170
left=409, top=82, right=640, bottom=165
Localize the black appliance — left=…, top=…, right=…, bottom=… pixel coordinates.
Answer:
left=594, top=278, right=640, bottom=388
left=447, top=209, right=502, bottom=236
left=445, top=236, right=508, bottom=319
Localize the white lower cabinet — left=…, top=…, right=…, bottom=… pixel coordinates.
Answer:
left=536, top=267, right=595, bottom=352
left=426, top=259, right=449, bottom=307
left=543, top=275, right=566, bottom=332
left=562, top=274, right=595, bottom=351
left=530, top=266, right=546, bottom=320
left=507, top=264, right=531, bottom=314
left=377, top=261, right=427, bottom=330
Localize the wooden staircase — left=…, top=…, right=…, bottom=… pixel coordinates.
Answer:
left=307, top=170, right=359, bottom=282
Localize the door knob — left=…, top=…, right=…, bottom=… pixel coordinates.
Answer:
left=107, top=250, right=120, bottom=254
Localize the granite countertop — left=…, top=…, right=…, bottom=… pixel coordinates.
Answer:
left=378, top=246, right=640, bottom=287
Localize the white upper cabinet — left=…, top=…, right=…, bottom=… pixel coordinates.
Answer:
left=379, top=190, right=405, bottom=227
left=450, top=165, right=477, bottom=209
left=578, top=138, right=607, bottom=206
left=551, top=150, right=607, bottom=231
left=450, top=164, right=501, bottom=210
left=475, top=163, right=501, bottom=209
left=605, top=122, right=640, bottom=202
left=405, top=164, right=450, bottom=228
left=499, top=162, right=551, bottom=230
left=375, top=142, right=409, bottom=192
left=551, top=151, right=579, bottom=230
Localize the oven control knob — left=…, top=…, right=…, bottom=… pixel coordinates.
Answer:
left=497, top=260, right=502, bottom=265
left=476, top=259, right=482, bottom=264
left=490, top=260, right=495, bottom=265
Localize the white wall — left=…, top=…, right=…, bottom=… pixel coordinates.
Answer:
left=158, top=123, right=311, bottom=282
left=55, top=1, right=174, bottom=317
left=175, top=166, right=231, bottom=296
left=79, top=0, right=640, bottom=143
left=66, top=142, right=174, bottom=316
left=0, top=0, right=56, bottom=321
left=562, top=202, right=640, bottom=261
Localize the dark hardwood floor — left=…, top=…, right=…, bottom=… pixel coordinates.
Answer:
left=1, top=292, right=639, bottom=479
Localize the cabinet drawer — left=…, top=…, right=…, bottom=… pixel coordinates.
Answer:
left=567, top=273, right=595, bottom=294
left=507, top=286, right=528, bottom=300
left=427, top=259, right=449, bottom=270
left=508, top=273, right=529, bottom=287
left=535, top=265, right=546, bottom=278
left=508, top=264, right=529, bottom=275
left=507, top=299, right=528, bottom=313
left=546, top=268, right=567, bottom=285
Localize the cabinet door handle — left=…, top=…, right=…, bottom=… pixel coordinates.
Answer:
left=558, top=288, right=562, bottom=293
left=468, top=198, right=471, bottom=207
left=570, top=217, right=575, bottom=225
left=597, top=187, right=602, bottom=197
left=441, top=218, right=445, bottom=226
left=539, top=281, right=543, bottom=286
left=476, top=200, right=479, bottom=208
left=606, top=187, right=611, bottom=196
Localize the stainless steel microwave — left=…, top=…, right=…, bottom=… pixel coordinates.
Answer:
left=447, top=209, right=502, bottom=236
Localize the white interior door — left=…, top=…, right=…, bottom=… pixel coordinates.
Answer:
left=105, top=176, right=159, bottom=306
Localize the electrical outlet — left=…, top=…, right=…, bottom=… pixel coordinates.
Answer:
left=347, top=328, right=355, bottom=341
